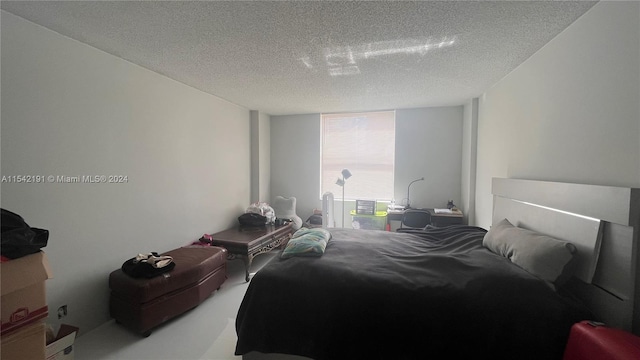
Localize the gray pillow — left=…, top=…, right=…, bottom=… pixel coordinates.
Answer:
left=483, top=218, right=577, bottom=288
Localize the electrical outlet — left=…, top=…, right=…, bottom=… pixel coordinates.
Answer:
left=57, top=305, right=67, bottom=319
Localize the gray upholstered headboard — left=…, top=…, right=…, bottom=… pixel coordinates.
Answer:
left=491, top=178, right=640, bottom=334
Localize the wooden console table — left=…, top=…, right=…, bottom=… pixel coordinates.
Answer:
left=209, top=223, right=293, bottom=282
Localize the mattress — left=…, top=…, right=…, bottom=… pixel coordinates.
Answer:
left=236, top=226, right=591, bottom=359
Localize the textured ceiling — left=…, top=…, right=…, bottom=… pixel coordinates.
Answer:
left=1, top=1, right=597, bottom=116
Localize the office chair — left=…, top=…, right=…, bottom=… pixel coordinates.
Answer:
left=398, top=209, right=431, bottom=231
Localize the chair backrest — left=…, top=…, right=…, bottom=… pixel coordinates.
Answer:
left=401, top=210, right=431, bottom=229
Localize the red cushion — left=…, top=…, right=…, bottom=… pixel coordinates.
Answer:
left=563, top=321, right=640, bottom=360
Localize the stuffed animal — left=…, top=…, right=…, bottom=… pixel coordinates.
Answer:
left=272, top=196, right=303, bottom=230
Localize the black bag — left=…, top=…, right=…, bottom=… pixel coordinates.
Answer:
left=238, top=212, right=267, bottom=227
left=307, top=214, right=323, bottom=225
left=121, top=253, right=176, bottom=278
left=1, top=208, right=49, bottom=259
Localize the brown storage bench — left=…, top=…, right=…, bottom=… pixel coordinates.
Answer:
left=109, top=246, right=227, bottom=336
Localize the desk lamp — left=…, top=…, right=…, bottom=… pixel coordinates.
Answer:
left=406, top=177, right=424, bottom=209
left=335, top=169, right=352, bottom=228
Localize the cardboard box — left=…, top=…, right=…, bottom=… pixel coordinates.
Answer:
left=1, top=251, right=53, bottom=335
left=46, top=324, right=79, bottom=360
left=0, top=321, right=46, bottom=360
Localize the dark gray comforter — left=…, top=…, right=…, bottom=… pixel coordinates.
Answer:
left=235, top=226, right=590, bottom=360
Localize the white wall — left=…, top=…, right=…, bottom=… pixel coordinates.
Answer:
left=394, top=107, right=463, bottom=210
left=250, top=110, right=271, bottom=203
left=475, top=2, right=640, bottom=229
left=461, top=98, right=478, bottom=225
left=1, top=11, right=252, bottom=334
left=270, top=114, right=321, bottom=222
left=258, top=112, right=271, bottom=203
left=270, top=107, right=463, bottom=226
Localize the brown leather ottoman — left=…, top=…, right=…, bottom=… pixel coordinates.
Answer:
left=109, top=246, right=227, bottom=336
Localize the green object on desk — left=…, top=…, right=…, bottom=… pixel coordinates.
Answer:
left=350, top=210, right=388, bottom=230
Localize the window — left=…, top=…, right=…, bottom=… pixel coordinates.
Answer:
left=321, top=111, right=395, bottom=201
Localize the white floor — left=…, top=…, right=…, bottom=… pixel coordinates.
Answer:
left=74, top=251, right=279, bottom=360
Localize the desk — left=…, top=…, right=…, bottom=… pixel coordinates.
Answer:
left=387, top=208, right=463, bottom=227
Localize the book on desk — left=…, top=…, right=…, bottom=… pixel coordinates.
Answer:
left=434, top=208, right=453, bottom=214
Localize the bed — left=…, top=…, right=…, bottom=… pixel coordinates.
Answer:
left=235, top=178, right=640, bottom=360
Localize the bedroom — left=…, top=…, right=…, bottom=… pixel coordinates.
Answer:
left=1, top=1, right=638, bottom=359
